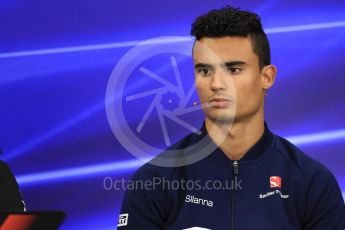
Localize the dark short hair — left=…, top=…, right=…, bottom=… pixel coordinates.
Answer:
left=191, top=6, right=270, bottom=69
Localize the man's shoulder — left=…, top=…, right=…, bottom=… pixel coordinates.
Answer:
left=130, top=132, right=198, bottom=181
left=272, top=134, right=335, bottom=182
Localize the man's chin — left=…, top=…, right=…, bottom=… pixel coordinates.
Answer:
left=206, top=114, right=235, bottom=125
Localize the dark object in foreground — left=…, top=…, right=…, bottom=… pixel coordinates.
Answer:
left=0, top=211, right=65, bottom=230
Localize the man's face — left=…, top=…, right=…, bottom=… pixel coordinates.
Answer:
left=193, top=36, right=266, bottom=124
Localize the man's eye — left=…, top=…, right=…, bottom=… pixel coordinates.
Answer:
left=198, top=68, right=211, bottom=76
left=228, top=67, right=241, bottom=74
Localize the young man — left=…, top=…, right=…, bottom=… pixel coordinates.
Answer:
left=118, top=6, right=345, bottom=229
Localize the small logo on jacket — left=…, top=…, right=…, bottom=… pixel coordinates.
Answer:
left=270, top=176, right=282, bottom=188
left=117, top=213, right=128, bottom=227
left=259, top=176, right=289, bottom=199
left=185, top=195, right=214, bottom=207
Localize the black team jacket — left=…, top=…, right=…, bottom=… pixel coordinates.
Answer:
left=118, top=122, right=345, bottom=229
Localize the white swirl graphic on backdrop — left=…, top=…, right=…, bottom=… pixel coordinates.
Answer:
left=105, top=36, right=236, bottom=167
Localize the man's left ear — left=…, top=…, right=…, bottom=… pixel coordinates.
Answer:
left=261, top=64, right=277, bottom=90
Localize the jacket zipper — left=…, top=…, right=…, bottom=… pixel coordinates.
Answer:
left=232, top=160, right=239, bottom=230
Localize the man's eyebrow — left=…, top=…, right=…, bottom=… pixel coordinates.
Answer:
left=223, top=61, right=247, bottom=67
left=194, top=63, right=214, bottom=69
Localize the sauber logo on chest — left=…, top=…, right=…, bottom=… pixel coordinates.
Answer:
left=270, top=176, right=282, bottom=188
left=185, top=195, right=214, bottom=207
left=259, top=176, right=289, bottom=199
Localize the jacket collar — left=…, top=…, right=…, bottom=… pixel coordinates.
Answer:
left=197, top=121, right=274, bottom=164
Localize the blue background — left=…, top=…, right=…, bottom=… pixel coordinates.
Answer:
left=1, top=0, right=345, bottom=229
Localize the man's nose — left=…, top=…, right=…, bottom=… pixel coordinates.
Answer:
left=211, top=71, right=227, bottom=91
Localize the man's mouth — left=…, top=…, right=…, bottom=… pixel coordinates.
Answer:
left=208, top=98, right=233, bottom=108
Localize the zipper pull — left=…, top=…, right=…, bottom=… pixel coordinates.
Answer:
left=233, top=160, right=239, bottom=175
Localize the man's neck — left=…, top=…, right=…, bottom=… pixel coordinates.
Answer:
left=205, top=114, right=265, bottom=161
